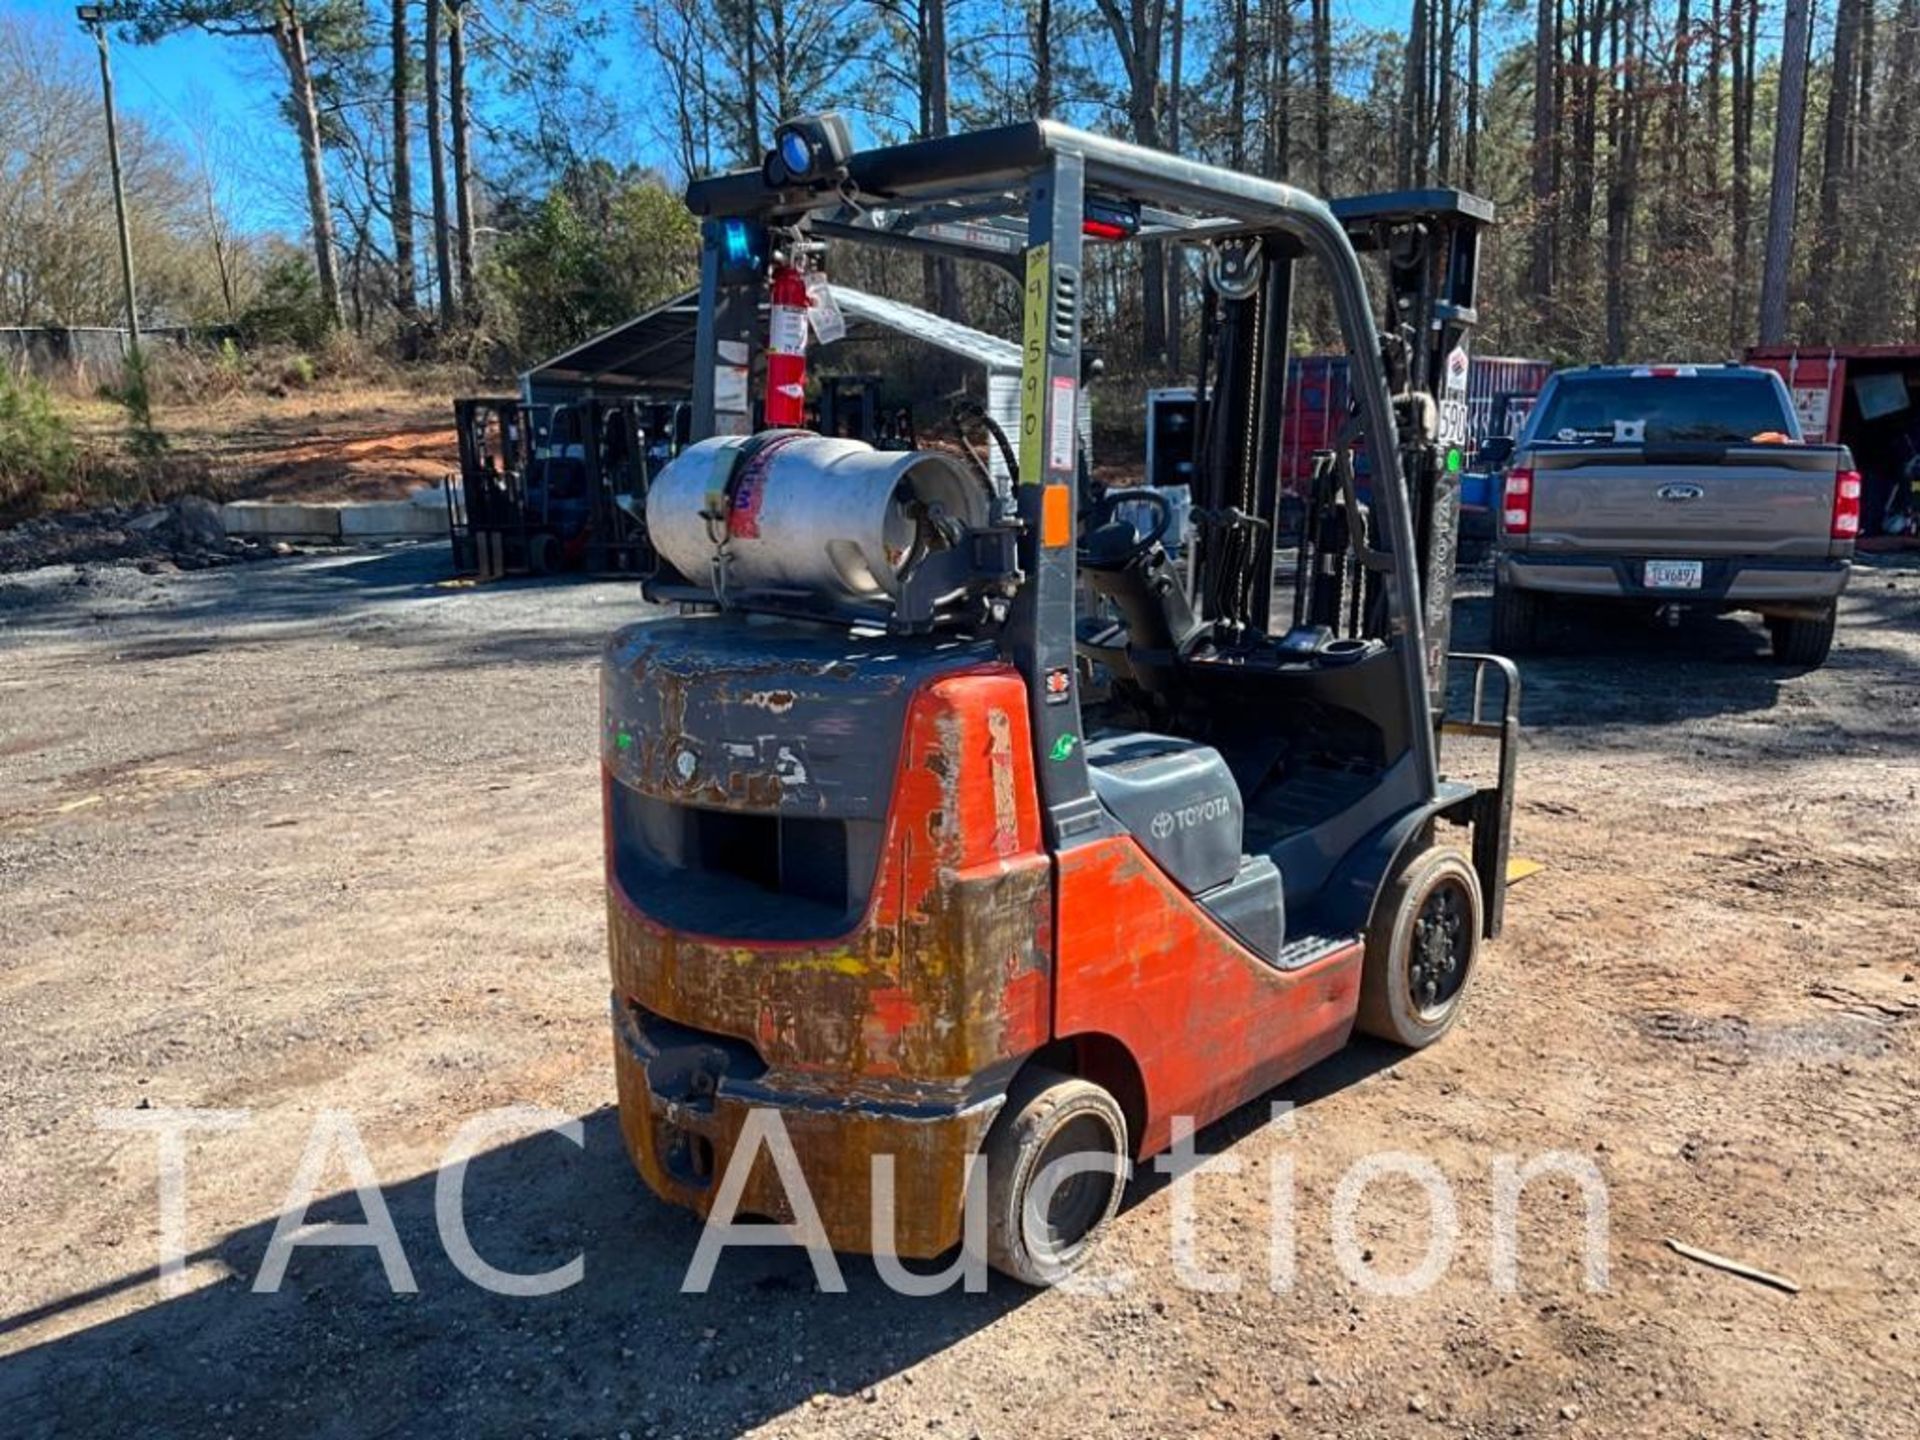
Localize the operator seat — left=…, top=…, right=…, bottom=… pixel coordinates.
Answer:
left=1083, top=731, right=1286, bottom=962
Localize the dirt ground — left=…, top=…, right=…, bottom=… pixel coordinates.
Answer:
left=1, top=545, right=1916, bottom=1440
left=59, top=385, right=458, bottom=504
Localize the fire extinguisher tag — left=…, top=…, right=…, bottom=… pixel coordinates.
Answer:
left=805, top=275, right=846, bottom=344
left=768, top=306, right=809, bottom=356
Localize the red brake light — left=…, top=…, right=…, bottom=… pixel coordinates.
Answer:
left=1832, top=468, right=1862, bottom=540
left=1502, top=466, right=1534, bottom=535
left=1081, top=196, right=1141, bottom=240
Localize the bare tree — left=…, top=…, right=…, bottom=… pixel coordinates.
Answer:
left=390, top=0, right=416, bottom=319
left=424, top=0, right=454, bottom=322
left=1758, top=0, right=1812, bottom=344
left=0, top=15, right=256, bottom=325
left=1397, top=0, right=1426, bottom=186
left=1529, top=0, right=1554, bottom=307
left=1464, top=0, right=1480, bottom=186
left=1891, top=0, right=1920, bottom=332
left=1091, top=0, right=1170, bottom=363
left=1602, top=0, right=1637, bottom=360
left=1034, top=0, right=1053, bottom=116
left=271, top=4, right=344, bottom=325
left=1728, top=0, right=1756, bottom=346
left=1311, top=0, right=1331, bottom=194
left=881, top=0, right=960, bottom=317
left=1228, top=0, right=1249, bottom=169
left=1706, top=0, right=1721, bottom=195
left=448, top=0, right=477, bottom=320
left=1166, top=0, right=1183, bottom=366
left=1567, top=0, right=1601, bottom=291
left=123, top=0, right=347, bottom=326
left=635, top=0, right=721, bottom=178
left=1265, top=0, right=1292, bottom=181
left=1808, top=0, right=1863, bottom=339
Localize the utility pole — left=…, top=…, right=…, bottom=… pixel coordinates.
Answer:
left=1758, top=0, right=1813, bottom=344
left=77, top=6, right=141, bottom=358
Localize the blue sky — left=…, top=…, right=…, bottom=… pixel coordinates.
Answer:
left=12, top=0, right=307, bottom=228
left=8, top=0, right=1550, bottom=239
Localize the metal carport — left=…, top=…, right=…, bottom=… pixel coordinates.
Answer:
left=519, top=286, right=1025, bottom=480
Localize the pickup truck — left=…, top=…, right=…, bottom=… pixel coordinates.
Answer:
left=1491, top=364, right=1859, bottom=666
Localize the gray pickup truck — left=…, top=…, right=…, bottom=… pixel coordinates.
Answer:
left=1491, top=364, right=1859, bottom=666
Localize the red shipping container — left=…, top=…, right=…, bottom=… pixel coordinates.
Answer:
left=1277, top=353, right=1552, bottom=497
left=1747, top=345, right=1920, bottom=536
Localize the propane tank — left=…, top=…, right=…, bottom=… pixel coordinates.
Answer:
left=647, top=433, right=994, bottom=603
left=765, top=263, right=811, bottom=427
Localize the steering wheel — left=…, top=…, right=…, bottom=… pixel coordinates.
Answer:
left=1079, top=488, right=1173, bottom=567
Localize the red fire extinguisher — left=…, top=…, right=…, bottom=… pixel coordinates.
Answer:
left=765, top=262, right=811, bottom=428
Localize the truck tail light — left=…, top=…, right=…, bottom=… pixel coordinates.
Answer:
left=1502, top=466, right=1534, bottom=535
left=1832, top=468, right=1862, bottom=540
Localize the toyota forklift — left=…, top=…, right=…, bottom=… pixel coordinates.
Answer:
left=601, top=116, right=1519, bottom=1284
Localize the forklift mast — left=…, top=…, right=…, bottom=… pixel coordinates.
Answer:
left=1333, top=189, right=1492, bottom=710
left=1191, top=190, right=1493, bottom=715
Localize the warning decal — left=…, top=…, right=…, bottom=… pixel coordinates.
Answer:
left=1049, top=377, right=1077, bottom=474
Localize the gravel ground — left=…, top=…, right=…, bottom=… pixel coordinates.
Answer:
left=1, top=543, right=1917, bottom=1440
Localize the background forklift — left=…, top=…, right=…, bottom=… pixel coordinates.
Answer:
left=601, top=116, right=1518, bottom=1284
left=814, top=373, right=916, bottom=448
left=447, top=394, right=688, bottom=577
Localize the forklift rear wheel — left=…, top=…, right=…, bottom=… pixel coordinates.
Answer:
left=1357, top=846, right=1483, bottom=1049
left=1490, top=581, right=1546, bottom=654
left=982, top=1068, right=1129, bottom=1287
left=1767, top=605, right=1836, bottom=668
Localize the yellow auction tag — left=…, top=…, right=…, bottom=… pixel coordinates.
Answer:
left=1018, top=243, right=1050, bottom=487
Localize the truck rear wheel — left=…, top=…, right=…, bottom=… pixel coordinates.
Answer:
left=1491, top=581, right=1546, bottom=654
left=982, top=1069, right=1129, bottom=1287
left=1357, top=845, right=1483, bottom=1049
left=1767, top=605, right=1837, bottom=668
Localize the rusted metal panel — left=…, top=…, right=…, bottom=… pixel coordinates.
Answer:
left=612, top=1008, right=999, bottom=1257
left=1052, top=836, right=1363, bottom=1158
left=605, top=850, right=1049, bottom=1081
left=607, top=660, right=1052, bottom=1256
left=603, top=614, right=1000, bottom=817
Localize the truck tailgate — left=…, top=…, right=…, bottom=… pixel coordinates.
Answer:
left=1526, top=445, right=1839, bottom=558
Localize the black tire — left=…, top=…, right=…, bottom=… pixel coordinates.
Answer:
left=1767, top=605, right=1837, bottom=668
left=1491, top=580, right=1546, bottom=654
left=1357, top=845, right=1483, bottom=1049
left=528, top=532, right=560, bottom=575
left=982, top=1068, right=1129, bottom=1287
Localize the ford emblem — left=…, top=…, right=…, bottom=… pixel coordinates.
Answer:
left=1657, top=483, right=1705, bottom=502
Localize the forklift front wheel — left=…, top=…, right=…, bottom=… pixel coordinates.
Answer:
left=1357, top=846, right=1483, bottom=1049
left=528, top=532, right=560, bottom=575
left=982, top=1068, right=1130, bottom=1287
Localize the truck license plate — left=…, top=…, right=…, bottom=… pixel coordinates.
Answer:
left=1645, top=559, right=1704, bottom=590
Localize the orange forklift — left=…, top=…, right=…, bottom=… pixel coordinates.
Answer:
left=602, top=117, right=1519, bottom=1284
